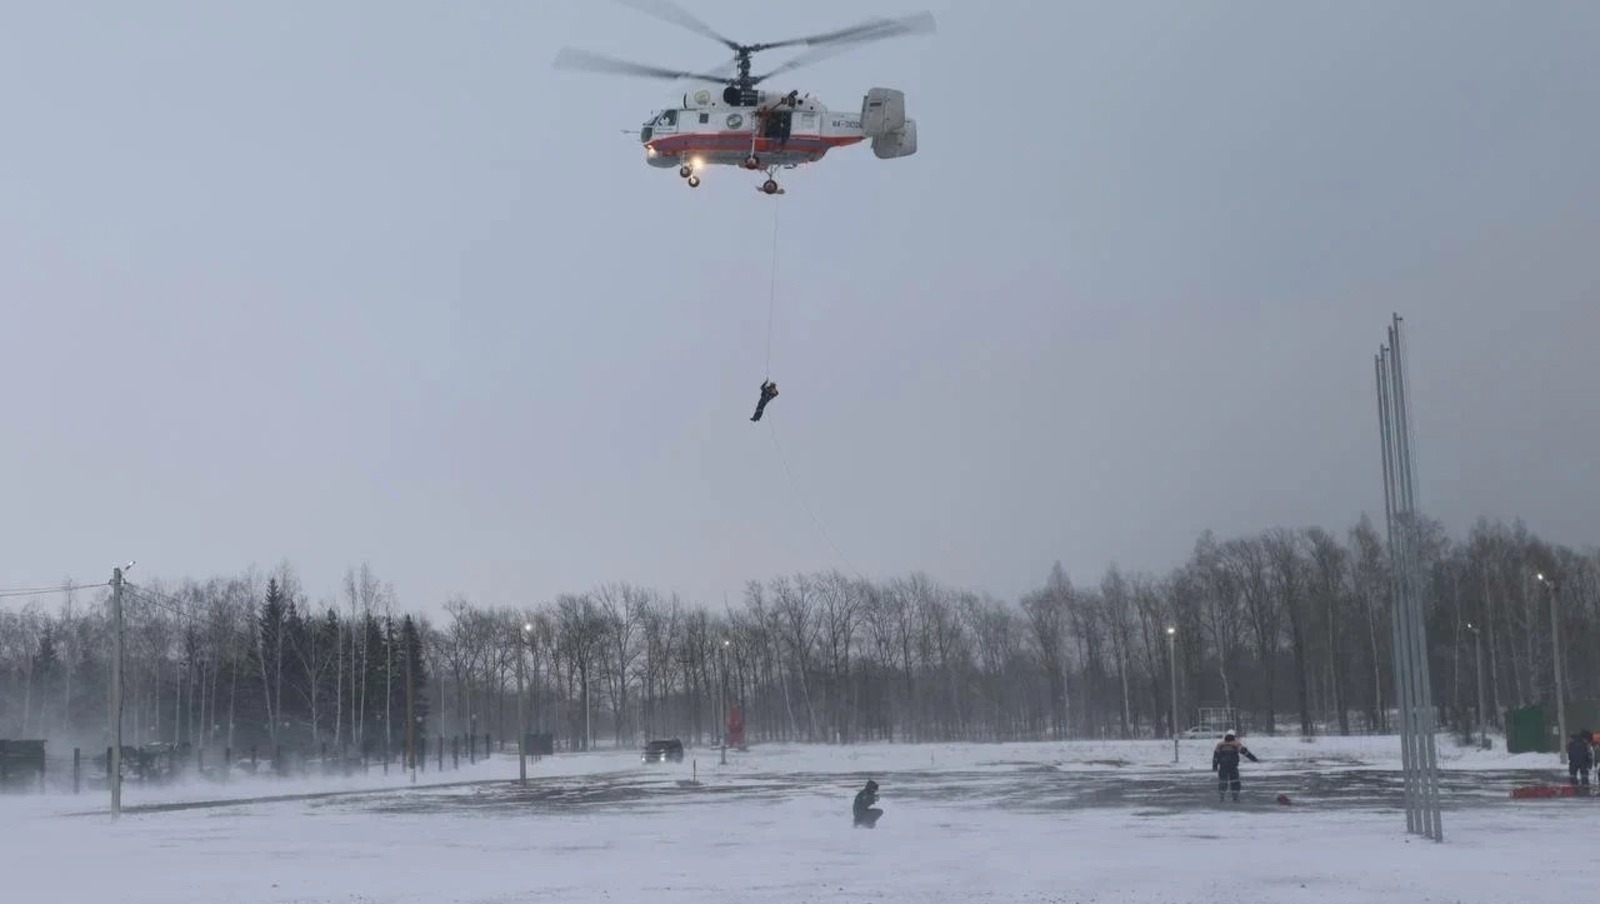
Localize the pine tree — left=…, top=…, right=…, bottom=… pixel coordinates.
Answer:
left=398, top=615, right=430, bottom=764
left=256, top=578, right=288, bottom=745
left=34, top=632, right=61, bottom=736
left=360, top=614, right=387, bottom=755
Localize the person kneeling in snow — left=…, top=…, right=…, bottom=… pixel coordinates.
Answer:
left=853, top=779, right=883, bottom=828
left=1212, top=732, right=1260, bottom=803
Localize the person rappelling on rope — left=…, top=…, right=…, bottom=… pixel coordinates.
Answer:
left=750, top=380, right=779, bottom=421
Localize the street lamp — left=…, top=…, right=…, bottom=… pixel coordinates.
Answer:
left=1465, top=622, right=1487, bottom=749
left=1166, top=626, right=1178, bottom=764
left=1537, top=573, right=1567, bottom=762
left=719, top=638, right=731, bottom=765
left=517, top=622, right=532, bottom=785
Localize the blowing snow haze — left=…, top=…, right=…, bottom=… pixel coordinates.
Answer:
left=0, top=0, right=1595, bottom=611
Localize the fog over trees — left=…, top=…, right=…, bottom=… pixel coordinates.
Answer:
left=1, top=516, right=1593, bottom=756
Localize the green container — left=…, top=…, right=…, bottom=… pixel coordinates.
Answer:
left=1506, top=705, right=1554, bottom=753
left=1505, top=702, right=1600, bottom=753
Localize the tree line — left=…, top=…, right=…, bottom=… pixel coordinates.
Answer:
left=0, top=515, right=1594, bottom=757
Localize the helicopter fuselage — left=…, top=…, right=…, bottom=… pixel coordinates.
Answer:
left=640, top=88, right=864, bottom=170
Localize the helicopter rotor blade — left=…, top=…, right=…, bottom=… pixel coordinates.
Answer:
left=751, top=11, right=936, bottom=54
left=750, top=42, right=871, bottom=85
left=552, top=46, right=732, bottom=84
left=609, top=0, right=740, bottom=52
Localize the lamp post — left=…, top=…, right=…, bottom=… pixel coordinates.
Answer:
left=719, top=638, right=731, bottom=765
left=1465, top=622, right=1487, bottom=749
left=1537, top=573, right=1567, bottom=762
left=517, top=622, right=532, bottom=785
left=1166, top=626, right=1178, bottom=764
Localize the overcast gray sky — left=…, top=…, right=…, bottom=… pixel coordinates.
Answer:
left=3, top=1, right=1596, bottom=615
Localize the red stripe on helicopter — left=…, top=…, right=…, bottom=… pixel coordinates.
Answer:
left=647, top=133, right=864, bottom=154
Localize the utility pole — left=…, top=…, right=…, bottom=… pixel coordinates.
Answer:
left=1538, top=573, right=1567, bottom=762
left=1466, top=623, right=1487, bottom=749
left=109, top=564, right=129, bottom=819
left=1166, top=626, right=1178, bottom=764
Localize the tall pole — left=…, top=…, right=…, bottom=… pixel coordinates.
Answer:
left=1167, top=627, right=1178, bottom=764
left=1390, top=316, right=1443, bottom=839
left=109, top=565, right=126, bottom=819
left=1376, top=348, right=1417, bottom=834
left=518, top=624, right=530, bottom=785
left=1375, top=315, right=1442, bottom=841
left=1468, top=623, right=1486, bottom=749
left=1539, top=574, right=1567, bottom=762
left=720, top=639, right=732, bottom=764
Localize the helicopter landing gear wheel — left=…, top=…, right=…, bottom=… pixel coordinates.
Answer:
left=679, top=165, right=692, bottom=178
left=761, top=178, right=780, bottom=195
left=743, top=155, right=760, bottom=170
left=687, top=175, right=701, bottom=188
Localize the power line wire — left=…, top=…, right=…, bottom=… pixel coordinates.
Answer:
left=0, top=583, right=109, bottom=600
left=123, top=583, right=204, bottom=624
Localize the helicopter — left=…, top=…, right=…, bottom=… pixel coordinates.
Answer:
left=553, top=0, right=933, bottom=194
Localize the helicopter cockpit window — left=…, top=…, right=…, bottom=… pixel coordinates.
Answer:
left=659, top=110, right=677, bottom=126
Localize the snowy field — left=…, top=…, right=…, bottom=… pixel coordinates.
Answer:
left=0, top=734, right=1591, bottom=903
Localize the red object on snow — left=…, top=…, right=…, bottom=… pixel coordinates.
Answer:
left=1511, top=785, right=1581, bottom=799
left=1276, top=794, right=1292, bottom=806
left=727, top=704, right=745, bottom=749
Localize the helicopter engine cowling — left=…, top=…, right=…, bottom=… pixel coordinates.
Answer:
left=723, top=86, right=766, bottom=107
left=871, top=118, right=917, bottom=159
left=860, top=87, right=907, bottom=137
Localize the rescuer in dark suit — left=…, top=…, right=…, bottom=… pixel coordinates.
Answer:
left=1212, top=732, right=1260, bottom=803
left=853, top=779, right=883, bottom=828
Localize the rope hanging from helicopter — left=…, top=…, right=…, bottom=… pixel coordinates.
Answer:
left=548, top=0, right=936, bottom=584
left=754, top=191, right=865, bottom=582
left=764, top=196, right=780, bottom=380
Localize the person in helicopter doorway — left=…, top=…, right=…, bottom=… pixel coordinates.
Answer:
left=750, top=380, right=778, bottom=421
left=1566, top=730, right=1593, bottom=791
left=853, top=779, right=883, bottom=828
left=760, top=98, right=796, bottom=145
left=1212, top=732, right=1260, bottom=803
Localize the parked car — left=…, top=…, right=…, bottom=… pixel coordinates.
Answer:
left=642, top=738, right=684, bottom=763
left=1181, top=726, right=1233, bottom=739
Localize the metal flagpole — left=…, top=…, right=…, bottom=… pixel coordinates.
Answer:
left=1391, top=316, right=1443, bottom=839
left=1374, top=314, right=1443, bottom=841
left=1375, top=348, right=1417, bottom=835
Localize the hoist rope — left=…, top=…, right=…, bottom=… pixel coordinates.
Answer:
left=766, top=420, right=866, bottom=581
left=756, top=194, right=866, bottom=584
left=764, top=196, right=780, bottom=379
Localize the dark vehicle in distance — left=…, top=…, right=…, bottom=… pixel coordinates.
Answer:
left=642, top=739, right=684, bottom=763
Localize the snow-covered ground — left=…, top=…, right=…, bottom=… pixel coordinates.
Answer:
left=0, top=734, right=1588, bottom=903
